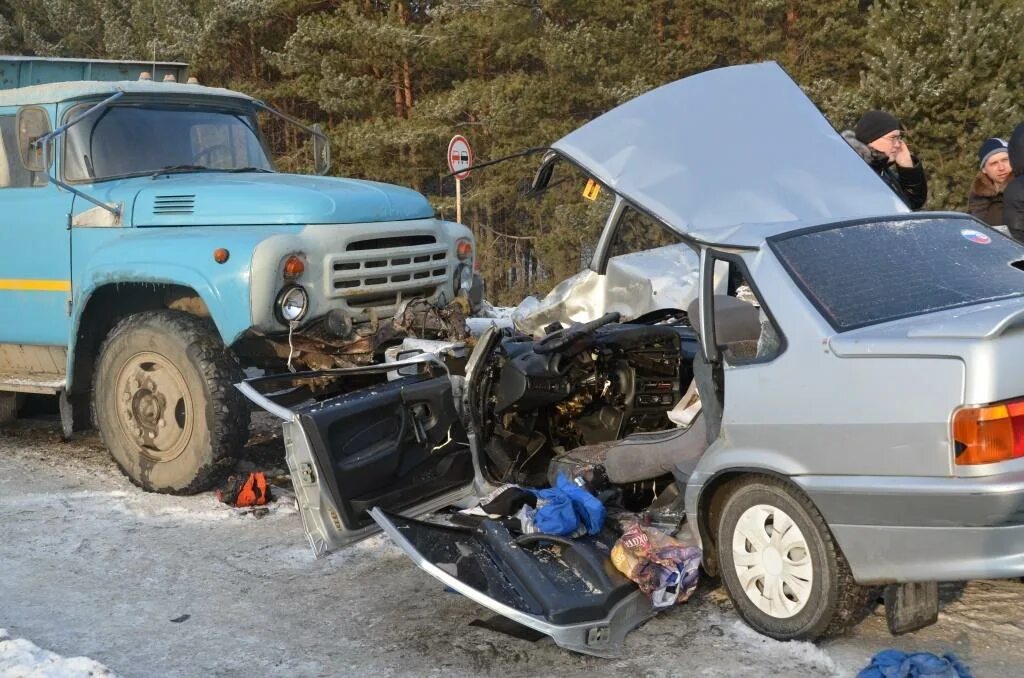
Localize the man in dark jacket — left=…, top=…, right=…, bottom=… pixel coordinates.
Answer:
left=842, top=110, right=928, bottom=210
left=1001, top=123, right=1024, bottom=242
left=967, top=137, right=1011, bottom=226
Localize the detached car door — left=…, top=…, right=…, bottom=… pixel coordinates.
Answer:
left=240, top=364, right=475, bottom=555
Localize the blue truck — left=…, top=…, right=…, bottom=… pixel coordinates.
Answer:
left=0, top=56, right=478, bottom=493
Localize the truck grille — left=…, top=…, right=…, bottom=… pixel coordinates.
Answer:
left=152, top=194, right=196, bottom=215
left=328, top=235, right=449, bottom=303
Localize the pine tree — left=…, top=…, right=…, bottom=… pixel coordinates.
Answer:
left=823, top=0, right=1024, bottom=210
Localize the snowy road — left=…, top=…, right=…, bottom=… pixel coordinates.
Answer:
left=2, top=415, right=1023, bottom=677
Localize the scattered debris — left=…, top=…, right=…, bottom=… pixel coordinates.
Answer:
left=611, top=520, right=702, bottom=608
left=858, top=649, right=972, bottom=678
left=216, top=472, right=271, bottom=508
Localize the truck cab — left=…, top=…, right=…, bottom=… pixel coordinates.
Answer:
left=0, top=56, right=478, bottom=493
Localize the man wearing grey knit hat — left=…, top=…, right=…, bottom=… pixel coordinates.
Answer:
left=841, top=110, right=928, bottom=210
left=967, top=137, right=1010, bottom=227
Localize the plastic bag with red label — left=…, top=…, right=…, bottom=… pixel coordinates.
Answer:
left=611, top=520, right=702, bottom=608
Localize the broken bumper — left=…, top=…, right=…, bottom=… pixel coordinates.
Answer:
left=796, top=471, right=1024, bottom=583
left=370, top=508, right=655, bottom=657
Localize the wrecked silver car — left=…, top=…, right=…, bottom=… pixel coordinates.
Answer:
left=240, top=62, right=1024, bottom=656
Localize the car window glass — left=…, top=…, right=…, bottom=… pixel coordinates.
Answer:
left=770, top=218, right=1024, bottom=331
left=0, top=115, right=45, bottom=188
left=606, top=206, right=684, bottom=260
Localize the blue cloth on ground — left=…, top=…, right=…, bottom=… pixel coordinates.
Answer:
left=858, top=649, right=972, bottom=678
left=529, top=474, right=606, bottom=536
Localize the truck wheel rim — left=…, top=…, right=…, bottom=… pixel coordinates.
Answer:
left=115, top=351, right=195, bottom=463
left=731, top=503, right=813, bottom=619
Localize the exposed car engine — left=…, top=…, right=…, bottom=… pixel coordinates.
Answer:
left=473, top=314, right=700, bottom=490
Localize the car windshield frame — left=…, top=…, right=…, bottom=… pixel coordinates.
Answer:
left=767, top=214, right=1024, bottom=333
left=60, top=100, right=275, bottom=184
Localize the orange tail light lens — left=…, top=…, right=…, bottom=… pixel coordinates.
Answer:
left=952, top=398, right=1024, bottom=465
left=456, top=238, right=473, bottom=261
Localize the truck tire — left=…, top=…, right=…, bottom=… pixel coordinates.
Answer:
left=93, top=310, right=249, bottom=494
left=715, top=475, right=868, bottom=641
left=0, top=392, right=23, bottom=425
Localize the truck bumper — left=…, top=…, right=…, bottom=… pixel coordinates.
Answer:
left=795, top=470, right=1024, bottom=584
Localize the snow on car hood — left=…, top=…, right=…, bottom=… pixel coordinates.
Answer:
left=551, top=62, right=908, bottom=247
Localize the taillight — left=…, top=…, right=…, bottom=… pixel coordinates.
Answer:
left=952, top=397, right=1024, bottom=465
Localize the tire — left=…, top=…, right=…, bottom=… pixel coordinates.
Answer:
left=715, top=475, right=868, bottom=641
left=0, top=391, right=23, bottom=425
left=93, top=310, right=250, bottom=494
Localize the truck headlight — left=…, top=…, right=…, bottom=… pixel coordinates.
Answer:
left=276, top=285, right=309, bottom=323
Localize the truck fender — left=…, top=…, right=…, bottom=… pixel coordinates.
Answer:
left=68, top=263, right=252, bottom=390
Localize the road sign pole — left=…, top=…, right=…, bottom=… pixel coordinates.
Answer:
left=456, top=177, right=462, bottom=224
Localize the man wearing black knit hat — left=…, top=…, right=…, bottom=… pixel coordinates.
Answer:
left=841, top=110, right=928, bottom=210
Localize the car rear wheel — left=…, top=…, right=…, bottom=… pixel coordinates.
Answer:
left=716, top=475, right=867, bottom=640
left=93, top=310, right=249, bottom=494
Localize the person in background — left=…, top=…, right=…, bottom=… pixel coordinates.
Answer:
left=967, top=137, right=1011, bottom=226
left=1001, top=123, right=1024, bottom=242
left=842, top=110, right=928, bottom=210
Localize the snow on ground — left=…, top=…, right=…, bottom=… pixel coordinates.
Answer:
left=0, top=629, right=116, bottom=677
left=2, top=413, right=1023, bottom=677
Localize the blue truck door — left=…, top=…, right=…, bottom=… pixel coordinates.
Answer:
left=0, top=108, right=73, bottom=347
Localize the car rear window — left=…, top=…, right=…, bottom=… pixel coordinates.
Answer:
left=768, top=217, right=1024, bottom=332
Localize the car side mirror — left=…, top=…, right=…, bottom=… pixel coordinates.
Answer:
left=312, top=124, right=331, bottom=176
left=17, top=107, right=51, bottom=172
left=529, top=152, right=559, bottom=196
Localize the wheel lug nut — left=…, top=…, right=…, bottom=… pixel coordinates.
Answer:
left=158, top=419, right=166, bottom=428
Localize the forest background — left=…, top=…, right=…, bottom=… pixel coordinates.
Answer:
left=2, top=0, right=1022, bottom=303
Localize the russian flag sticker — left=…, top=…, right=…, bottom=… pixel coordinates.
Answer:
left=961, top=229, right=992, bottom=244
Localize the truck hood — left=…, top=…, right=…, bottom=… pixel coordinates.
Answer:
left=116, top=173, right=435, bottom=227
left=550, top=62, right=908, bottom=247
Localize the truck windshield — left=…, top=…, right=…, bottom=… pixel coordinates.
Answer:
left=768, top=217, right=1024, bottom=332
left=63, top=103, right=273, bottom=182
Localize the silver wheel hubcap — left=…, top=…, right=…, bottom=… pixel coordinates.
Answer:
left=731, top=503, right=813, bottom=618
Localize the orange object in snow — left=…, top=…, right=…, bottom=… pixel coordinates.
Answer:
left=236, top=472, right=269, bottom=507
left=217, top=472, right=270, bottom=507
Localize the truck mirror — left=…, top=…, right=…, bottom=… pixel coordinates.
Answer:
left=16, top=107, right=51, bottom=173
left=312, top=124, right=331, bottom=176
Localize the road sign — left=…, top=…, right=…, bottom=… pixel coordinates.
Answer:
left=447, top=135, right=473, bottom=180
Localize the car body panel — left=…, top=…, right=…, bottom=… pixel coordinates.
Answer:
left=512, top=244, right=729, bottom=335
left=551, top=62, right=907, bottom=247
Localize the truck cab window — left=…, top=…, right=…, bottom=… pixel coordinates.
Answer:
left=0, top=116, right=45, bottom=188
left=62, top=104, right=273, bottom=182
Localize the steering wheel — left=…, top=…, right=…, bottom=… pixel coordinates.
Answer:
left=192, top=143, right=233, bottom=166
left=533, top=312, right=621, bottom=355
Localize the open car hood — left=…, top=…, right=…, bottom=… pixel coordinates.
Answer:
left=551, top=62, right=908, bottom=247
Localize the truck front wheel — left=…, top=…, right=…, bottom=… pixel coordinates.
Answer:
left=93, top=311, right=249, bottom=494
